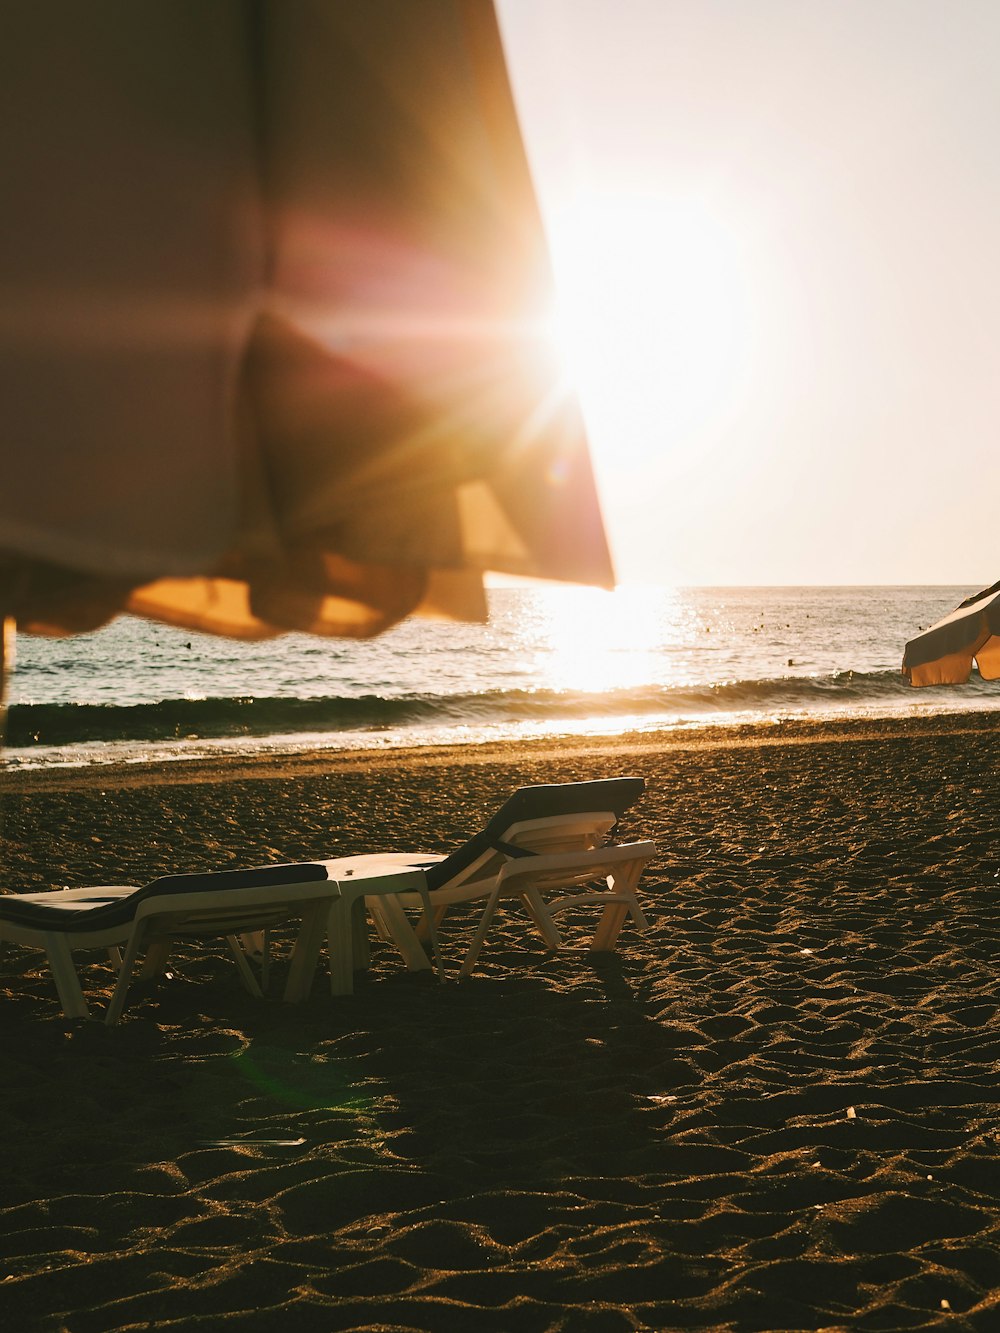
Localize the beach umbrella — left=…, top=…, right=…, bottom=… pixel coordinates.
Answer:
left=902, top=580, right=1000, bottom=685
left=0, top=1, right=612, bottom=651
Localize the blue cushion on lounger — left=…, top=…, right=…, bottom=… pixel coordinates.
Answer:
left=0, top=862, right=329, bottom=933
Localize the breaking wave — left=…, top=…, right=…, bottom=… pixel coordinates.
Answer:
left=6, top=668, right=989, bottom=750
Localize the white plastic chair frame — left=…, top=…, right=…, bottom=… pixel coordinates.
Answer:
left=458, top=839, right=657, bottom=975
left=0, top=874, right=340, bottom=1023
left=0, top=885, right=135, bottom=1021
left=105, top=876, right=342, bottom=1024
left=366, top=810, right=624, bottom=947
left=354, top=819, right=656, bottom=979
left=308, top=866, right=433, bottom=996
left=0, top=868, right=436, bottom=1017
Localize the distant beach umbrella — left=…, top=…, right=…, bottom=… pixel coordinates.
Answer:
left=0, top=1, right=612, bottom=646
left=902, top=580, right=1000, bottom=685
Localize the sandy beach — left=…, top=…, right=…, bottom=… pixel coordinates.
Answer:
left=2, top=712, right=1000, bottom=1330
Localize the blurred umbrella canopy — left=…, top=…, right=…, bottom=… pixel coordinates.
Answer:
left=0, top=0, right=613, bottom=644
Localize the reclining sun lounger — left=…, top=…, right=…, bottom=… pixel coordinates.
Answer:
left=0, top=862, right=335, bottom=1023
left=321, top=776, right=655, bottom=982
left=0, top=780, right=653, bottom=1014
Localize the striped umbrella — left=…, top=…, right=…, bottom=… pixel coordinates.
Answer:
left=902, top=581, right=1000, bottom=685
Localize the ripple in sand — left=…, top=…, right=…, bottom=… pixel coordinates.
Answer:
left=275, top=1168, right=448, bottom=1236
left=814, top=1190, right=991, bottom=1255
left=307, top=1254, right=422, bottom=1298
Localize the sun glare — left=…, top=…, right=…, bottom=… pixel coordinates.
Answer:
left=544, top=189, right=753, bottom=473
left=524, top=583, right=678, bottom=695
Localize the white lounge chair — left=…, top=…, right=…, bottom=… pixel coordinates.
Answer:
left=0, top=862, right=336, bottom=1022
left=322, top=776, right=655, bottom=980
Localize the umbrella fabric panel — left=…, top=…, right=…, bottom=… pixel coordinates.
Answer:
left=0, top=3, right=259, bottom=608
left=0, top=1, right=612, bottom=641
left=902, top=581, right=1000, bottom=685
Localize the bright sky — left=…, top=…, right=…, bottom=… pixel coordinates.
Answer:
left=497, top=0, right=1000, bottom=588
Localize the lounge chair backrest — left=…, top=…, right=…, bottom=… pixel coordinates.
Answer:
left=484, top=777, right=645, bottom=832
left=503, top=812, right=618, bottom=854
left=423, top=777, right=645, bottom=892
left=422, top=813, right=619, bottom=897
left=0, top=862, right=329, bottom=934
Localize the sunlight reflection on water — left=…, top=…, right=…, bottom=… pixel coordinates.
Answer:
left=522, top=584, right=687, bottom=694
left=7, top=583, right=998, bottom=768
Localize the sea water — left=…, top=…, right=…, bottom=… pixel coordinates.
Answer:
left=2, top=584, right=995, bottom=769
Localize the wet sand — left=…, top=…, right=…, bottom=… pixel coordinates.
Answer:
left=2, top=712, right=1000, bottom=1330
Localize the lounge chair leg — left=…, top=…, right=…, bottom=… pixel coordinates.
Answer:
left=369, top=893, right=433, bottom=973
left=139, top=935, right=173, bottom=979
left=366, top=899, right=395, bottom=944
left=231, top=931, right=271, bottom=990
left=226, top=936, right=265, bottom=998
left=592, top=894, right=649, bottom=950
left=41, top=933, right=92, bottom=1021
left=630, top=900, right=650, bottom=929
left=106, top=925, right=149, bottom=1025
left=260, top=929, right=271, bottom=992
left=590, top=902, right=629, bottom=951
left=459, top=885, right=503, bottom=977
left=416, top=886, right=446, bottom=983
left=283, top=905, right=328, bottom=1002
left=591, top=866, right=650, bottom=950
left=414, top=904, right=448, bottom=943
left=519, top=888, right=564, bottom=950
left=351, top=899, right=371, bottom=970
left=239, top=929, right=266, bottom=957
left=327, top=899, right=355, bottom=996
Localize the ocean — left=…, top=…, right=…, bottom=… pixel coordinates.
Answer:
left=2, top=584, right=994, bottom=770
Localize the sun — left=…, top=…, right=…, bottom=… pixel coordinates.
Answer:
left=543, top=188, right=753, bottom=474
